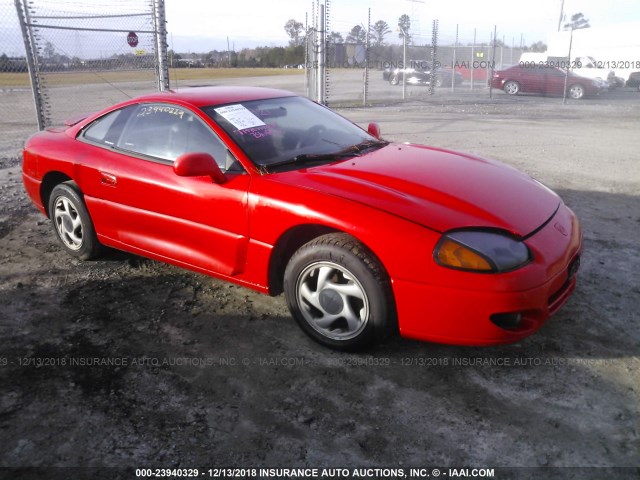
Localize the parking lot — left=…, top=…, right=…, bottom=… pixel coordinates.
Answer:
left=0, top=71, right=639, bottom=477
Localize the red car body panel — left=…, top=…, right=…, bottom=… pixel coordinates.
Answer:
left=22, top=86, right=583, bottom=346
left=395, top=202, right=581, bottom=344
left=275, top=144, right=560, bottom=236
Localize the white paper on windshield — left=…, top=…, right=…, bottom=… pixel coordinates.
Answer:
left=214, top=104, right=265, bottom=130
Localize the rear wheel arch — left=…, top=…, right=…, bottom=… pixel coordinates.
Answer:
left=40, top=171, right=73, bottom=218
left=47, top=181, right=102, bottom=260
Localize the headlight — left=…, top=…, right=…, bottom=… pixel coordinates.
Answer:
left=434, top=230, right=531, bottom=273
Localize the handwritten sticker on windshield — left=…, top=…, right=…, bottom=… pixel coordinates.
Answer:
left=214, top=104, right=266, bottom=131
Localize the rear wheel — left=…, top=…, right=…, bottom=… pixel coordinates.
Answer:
left=48, top=182, right=101, bottom=260
left=568, top=83, right=585, bottom=99
left=284, top=233, right=394, bottom=351
left=503, top=80, right=520, bottom=95
left=390, top=73, right=400, bottom=85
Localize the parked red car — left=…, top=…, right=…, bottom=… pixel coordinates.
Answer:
left=22, top=87, right=583, bottom=350
left=491, top=64, right=606, bottom=99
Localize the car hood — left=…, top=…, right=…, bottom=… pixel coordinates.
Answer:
left=273, top=143, right=559, bottom=236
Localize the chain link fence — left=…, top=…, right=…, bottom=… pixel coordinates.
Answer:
left=0, top=0, right=167, bottom=161
left=302, top=2, right=527, bottom=107
left=0, top=0, right=36, bottom=160
left=322, top=40, right=524, bottom=107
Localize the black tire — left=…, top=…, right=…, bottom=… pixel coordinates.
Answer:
left=284, top=233, right=395, bottom=351
left=48, top=182, right=102, bottom=260
left=568, top=83, right=585, bottom=100
left=390, top=74, right=400, bottom=85
left=503, top=80, right=520, bottom=95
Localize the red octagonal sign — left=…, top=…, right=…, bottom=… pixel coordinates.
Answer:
left=127, top=31, right=139, bottom=48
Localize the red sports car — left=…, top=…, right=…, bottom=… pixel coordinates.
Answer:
left=491, top=64, right=606, bottom=99
left=22, top=87, right=583, bottom=350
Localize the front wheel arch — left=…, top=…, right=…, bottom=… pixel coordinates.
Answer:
left=268, top=224, right=340, bottom=296
left=283, top=232, right=397, bottom=351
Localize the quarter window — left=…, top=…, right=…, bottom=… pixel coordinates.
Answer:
left=82, top=106, right=135, bottom=146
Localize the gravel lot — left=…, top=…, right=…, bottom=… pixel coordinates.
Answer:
left=0, top=73, right=639, bottom=479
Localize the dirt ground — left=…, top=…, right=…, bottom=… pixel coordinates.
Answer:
left=0, top=78, right=639, bottom=480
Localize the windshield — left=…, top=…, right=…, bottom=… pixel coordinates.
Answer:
left=203, top=96, right=376, bottom=169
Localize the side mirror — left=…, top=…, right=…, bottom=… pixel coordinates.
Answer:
left=174, top=152, right=226, bottom=184
left=367, top=122, right=381, bottom=139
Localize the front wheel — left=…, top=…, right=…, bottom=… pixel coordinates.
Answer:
left=503, top=80, right=520, bottom=95
left=568, top=83, right=585, bottom=99
left=48, top=182, right=102, bottom=260
left=284, top=233, right=395, bottom=351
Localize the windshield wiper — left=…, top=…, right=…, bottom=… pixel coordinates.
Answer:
left=263, top=151, right=355, bottom=173
left=262, top=139, right=389, bottom=173
left=351, top=139, right=389, bottom=154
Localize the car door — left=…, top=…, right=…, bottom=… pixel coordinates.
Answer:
left=77, top=103, right=250, bottom=277
left=545, top=68, right=568, bottom=95
left=519, top=65, right=543, bottom=94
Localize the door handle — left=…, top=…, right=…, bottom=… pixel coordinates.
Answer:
left=100, top=171, right=117, bottom=187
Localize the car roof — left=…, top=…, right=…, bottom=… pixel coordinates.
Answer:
left=132, top=86, right=298, bottom=108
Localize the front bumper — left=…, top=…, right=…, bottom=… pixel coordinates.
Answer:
left=394, top=203, right=583, bottom=346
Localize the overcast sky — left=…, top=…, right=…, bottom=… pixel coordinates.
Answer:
left=165, top=0, right=640, bottom=52
left=1, top=0, right=638, bottom=57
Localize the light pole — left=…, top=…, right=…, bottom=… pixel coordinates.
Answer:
left=562, top=14, right=589, bottom=104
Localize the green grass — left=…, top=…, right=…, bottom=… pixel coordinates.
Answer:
left=0, top=68, right=304, bottom=88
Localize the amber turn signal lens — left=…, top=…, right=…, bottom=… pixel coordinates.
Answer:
left=436, top=239, right=493, bottom=271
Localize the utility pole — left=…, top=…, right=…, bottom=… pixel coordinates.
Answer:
left=470, top=28, right=476, bottom=90
left=399, top=24, right=407, bottom=100
left=14, top=0, right=46, bottom=129
left=317, top=3, right=325, bottom=104
left=153, top=0, right=169, bottom=91
left=489, top=26, right=496, bottom=99
left=363, top=7, right=370, bottom=105
left=451, top=24, right=458, bottom=90
left=305, top=12, right=309, bottom=98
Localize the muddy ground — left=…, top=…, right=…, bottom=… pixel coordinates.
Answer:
left=0, top=80, right=639, bottom=480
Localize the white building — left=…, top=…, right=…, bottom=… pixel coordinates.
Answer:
left=546, top=22, right=640, bottom=82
